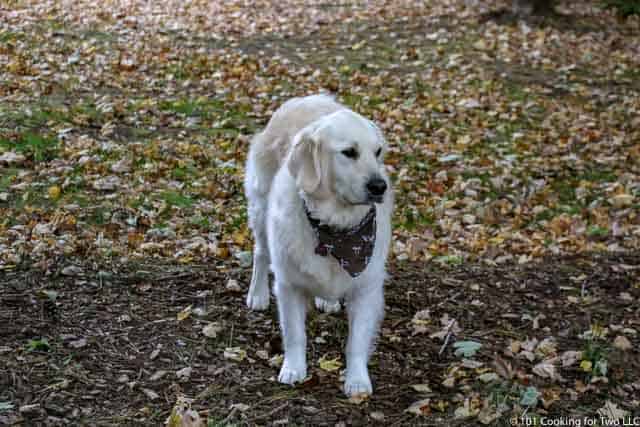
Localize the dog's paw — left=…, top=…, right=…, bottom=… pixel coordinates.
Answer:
left=314, top=297, right=341, bottom=313
left=246, top=292, right=269, bottom=311
left=344, top=374, right=372, bottom=397
left=278, top=363, right=307, bottom=385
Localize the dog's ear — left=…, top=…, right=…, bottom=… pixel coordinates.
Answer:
left=288, top=125, right=329, bottom=196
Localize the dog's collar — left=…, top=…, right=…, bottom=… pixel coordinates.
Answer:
left=304, top=203, right=377, bottom=278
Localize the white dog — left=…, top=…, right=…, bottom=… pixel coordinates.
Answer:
left=244, top=94, right=393, bottom=396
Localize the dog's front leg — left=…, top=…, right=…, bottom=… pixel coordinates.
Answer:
left=275, top=281, right=308, bottom=384
left=344, top=285, right=384, bottom=396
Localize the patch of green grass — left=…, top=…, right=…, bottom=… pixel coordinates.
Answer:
left=434, top=254, right=464, bottom=266
left=503, top=82, right=530, bottom=103
left=88, top=206, right=111, bottom=225
left=26, top=338, right=50, bottom=352
left=582, top=338, right=609, bottom=378
left=159, top=97, right=252, bottom=132
left=398, top=207, right=435, bottom=231
left=601, top=0, right=640, bottom=17
left=172, top=164, right=198, bottom=181
left=0, top=105, right=69, bottom=130
left=160, top=190, right=194, bottom=208
left=0, top=30, right=23, bottom=43
left=586, top=225, right=609, bottom=238
left=0, top=133, right=59, bottom=162
left=0, top=168, right=18, bottom=191
left=189, top=214, right=211, bottom=229
left=71, top=100, right=105, bottom=125
left=576, top=168, right=617, bottom=183
left=228, top=208, right=247, bottom=230
left=551, top=178, right=578, bottom=205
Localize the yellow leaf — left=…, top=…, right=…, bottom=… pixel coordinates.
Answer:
left=48, top=185, right=61, bottom=200
left=177, top=305, right=192, bottom=322
left=318, top=355, right=342, bottom=372
left=580, top=360, right=592, bottom=372
left=351, top=41, right=366, bottom=51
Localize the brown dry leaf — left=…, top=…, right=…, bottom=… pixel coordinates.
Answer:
left=597, top=400, right=628, bottom=420
left=532, top=359, right=561, bottom=381
left=202, top=322, right=222, bottom=338
left=613, top=335, right=632, bottom=351
left=348, top=393, right=369, bottom=405
left=560, top=351, right=582, bottom=368
left=493, top=354, right=514, bottom=380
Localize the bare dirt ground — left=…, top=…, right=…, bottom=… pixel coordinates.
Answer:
left=1, top=253, right=639, bottom=426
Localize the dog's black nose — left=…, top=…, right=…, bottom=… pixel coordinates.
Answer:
left=366, top=177, right=387, bottom=197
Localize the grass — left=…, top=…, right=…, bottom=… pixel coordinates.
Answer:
left=0, top=133, right=58, bottom=162
left=160, top=190, right=194, bottom=208
left=0, top=168, right=18, bottom=191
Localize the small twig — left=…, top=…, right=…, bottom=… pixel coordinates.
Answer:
left=438, top=319, right=456, bottom=356
left=222, top=406, right=238, bottom=425
left=249, top=402, right=289, bottom=422
left=228, top=323, right=234, bottom=348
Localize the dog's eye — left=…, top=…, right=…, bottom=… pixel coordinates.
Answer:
left=375, top=147, right=382, bottom=157
left=341, top=148, right=358, bottom=159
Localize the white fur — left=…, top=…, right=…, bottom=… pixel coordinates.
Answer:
left=244, top=94, right=393, bottom=396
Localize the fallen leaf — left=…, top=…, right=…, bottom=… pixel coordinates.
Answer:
left=559, top=350, right=582, bottom=367
left=230, top=403, right=250, bottom=412
left=177, top=305, right=192, bottom=322
left=597, top=400, right=628, bottom=420
left=318, top=355, right=342, bottom=372
left=142, top=388, right=160, bottom=400
left=223, top=347, right=247, bottom=362
left=348, top=393, right=369, bottom=405
left=405, top=398, right=431, bottom=416
left=176, top=367, right=192, bottom=380
left=226, top=279, right=242, bottom=292
left=202, top=322, right=222, bottom=338
left=410, top=384, right=432, bottom=393
left=68, top=338, right=87, bottom=349
left=613, top=335, right=632, bottom=351
left=478, top=372, right=499, bottom=383
left=520, top=386, right=539, bottom=407
left=532, top=359, right=560, bottom=380
left=453, top=341, right=482, bottom=358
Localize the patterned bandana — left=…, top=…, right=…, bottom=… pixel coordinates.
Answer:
left=305, top=204, right=377, bottom=278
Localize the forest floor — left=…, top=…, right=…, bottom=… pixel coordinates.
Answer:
left=1, top=253, right=639, bottom=426
left=1, top=0, right=639, bottom=425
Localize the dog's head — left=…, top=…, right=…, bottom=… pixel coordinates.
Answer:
left=288, top=109, right=388, bottom=205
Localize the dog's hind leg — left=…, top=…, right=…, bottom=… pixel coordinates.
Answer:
left=246, top=193, right=270, bottom=311
left=244, top=141, right=273, bottom=311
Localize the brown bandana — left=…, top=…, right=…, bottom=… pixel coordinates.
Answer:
left=305, top=204, right=377, bottom=278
